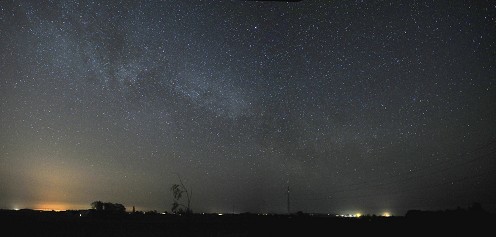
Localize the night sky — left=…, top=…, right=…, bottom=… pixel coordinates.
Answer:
left=1, top=0, right=495, bottom=216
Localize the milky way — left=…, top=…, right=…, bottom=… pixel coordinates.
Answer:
left=1, top=0, right=495, bottom=215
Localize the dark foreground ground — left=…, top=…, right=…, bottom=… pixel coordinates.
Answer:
left=0, top=209, right=494, bottom=236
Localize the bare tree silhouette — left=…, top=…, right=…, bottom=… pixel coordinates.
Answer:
left=170, top=174, right=192, bottom=214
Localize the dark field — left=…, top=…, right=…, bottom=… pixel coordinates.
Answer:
left=1, top=210, right=494, bottom=236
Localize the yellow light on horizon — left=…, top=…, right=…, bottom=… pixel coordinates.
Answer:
left=355, top=213, right=362, bottom=218
left=383, top=212, right=391, bottom=217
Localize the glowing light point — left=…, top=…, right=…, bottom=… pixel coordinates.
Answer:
left=383, top=212, right=391, bottom=217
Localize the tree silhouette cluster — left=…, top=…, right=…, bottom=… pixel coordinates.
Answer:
left=91, top=201, right=126, bottom=214
left=406, top=202, right=490, bottom=219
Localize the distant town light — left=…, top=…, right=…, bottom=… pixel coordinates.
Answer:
left=218, top=213, right=223, bottom=216
left=355, top=213, right=362, bottom=218
left=383, top=212, right=391, bottom=217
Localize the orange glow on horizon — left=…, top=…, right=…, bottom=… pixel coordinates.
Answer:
left=32, top=202, right=88, bottom=211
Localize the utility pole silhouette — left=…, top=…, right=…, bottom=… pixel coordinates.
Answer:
left=287, top=185, right=290, bottom=214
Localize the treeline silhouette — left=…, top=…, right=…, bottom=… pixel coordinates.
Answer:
left=406, top=202, right=491, bottom=220
left=90, top=201, right=126, bottom=214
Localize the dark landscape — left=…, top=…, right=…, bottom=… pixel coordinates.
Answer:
left=1, top=203, right=495, bottom=236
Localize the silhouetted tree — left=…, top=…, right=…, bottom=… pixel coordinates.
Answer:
left=103, top=202, right=126, bottom=213
left=91, top=201, right=126, bottom=214
left=170, top=174, right=192, bottom=214
left=91, top=201, right=104, bottom=211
